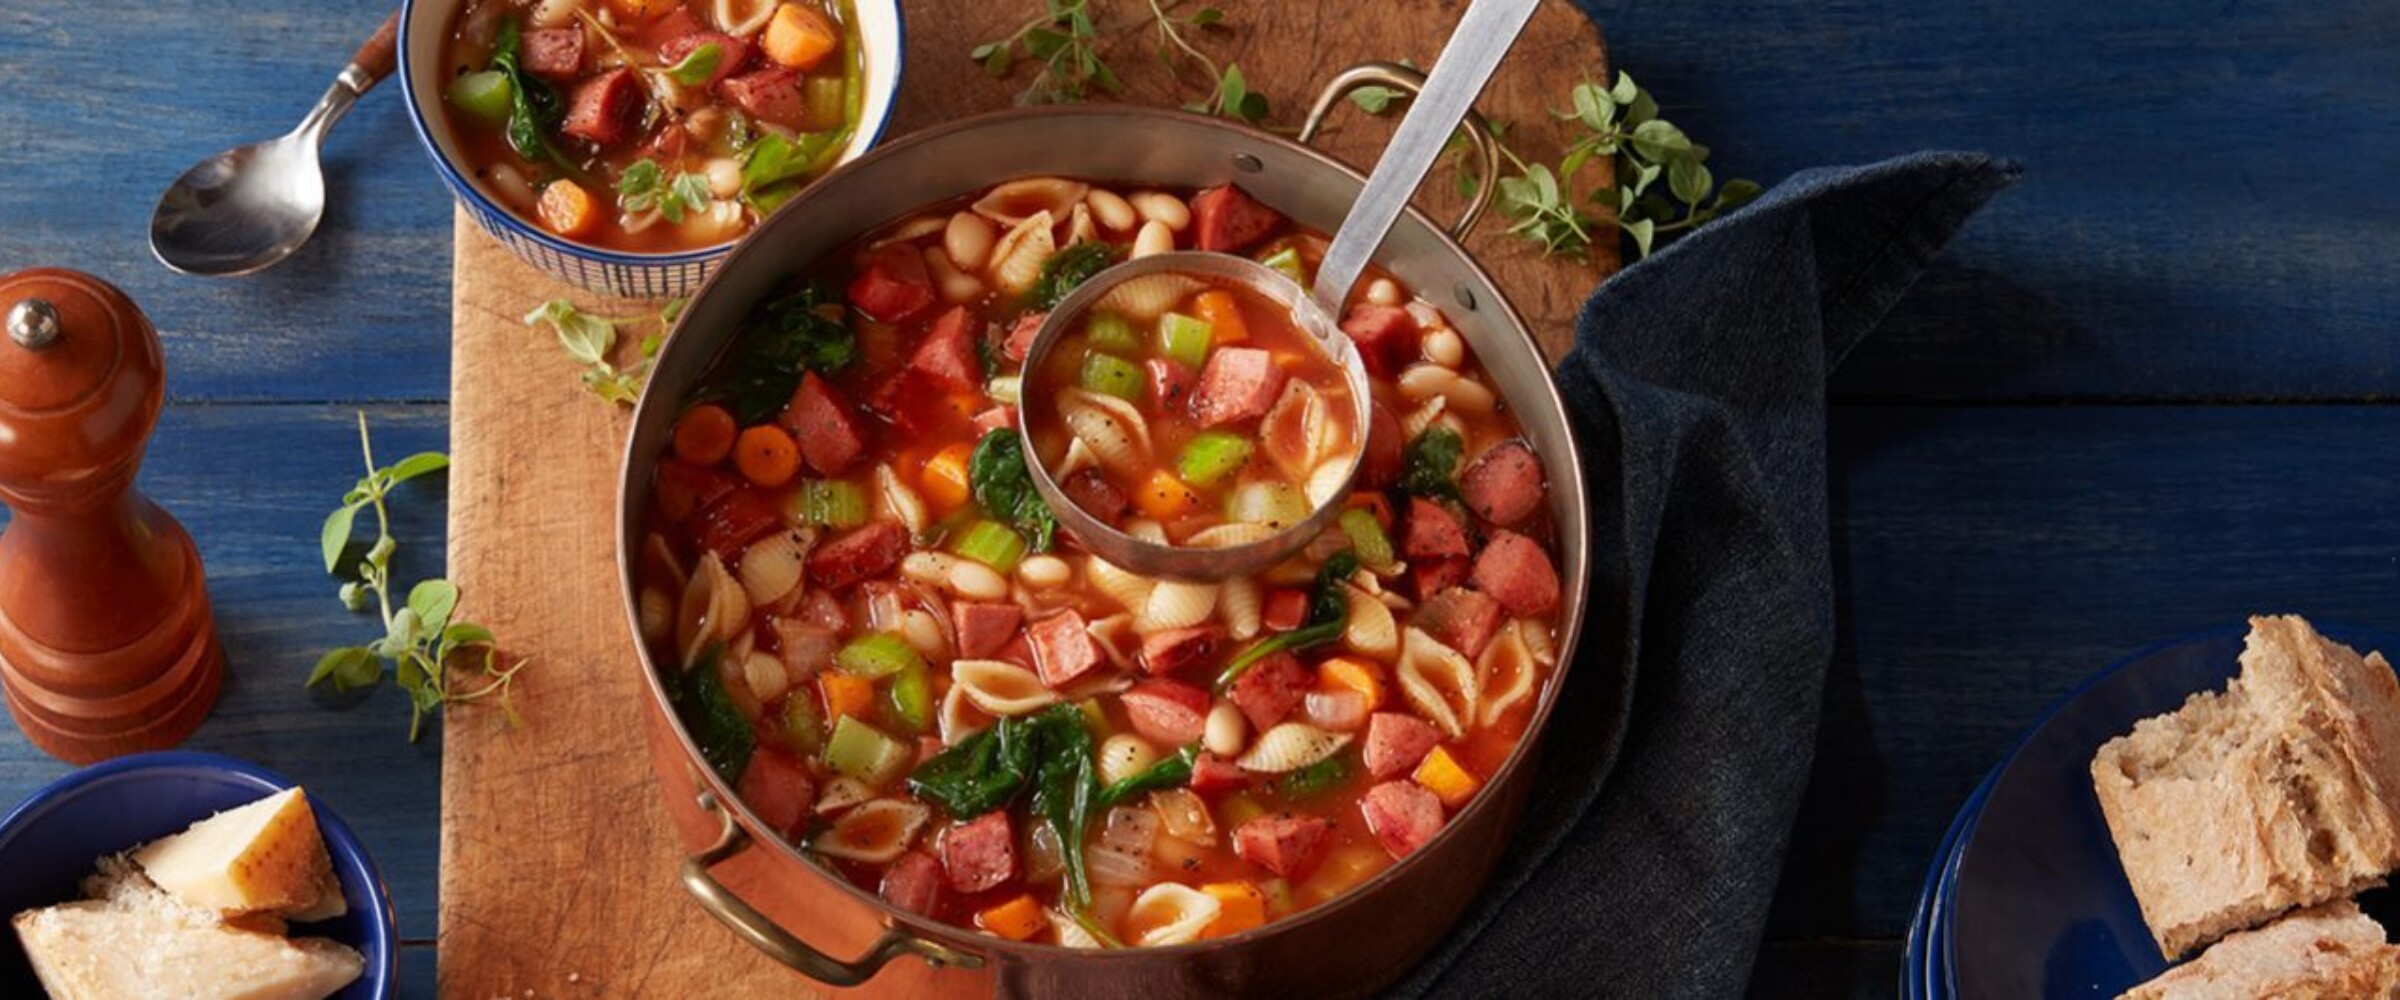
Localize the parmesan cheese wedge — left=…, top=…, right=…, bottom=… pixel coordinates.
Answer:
left=133, top=787, right=341, bottom=918
left=11, top=880, right=363, bottom=1000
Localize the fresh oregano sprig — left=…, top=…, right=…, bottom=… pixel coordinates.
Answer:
left=311, top=414, right=521, bottom=742
left=524, top=298, right=678, bottom=405
left=1146, top=1, right=1266, bottom=123
left=971, top=0, right=1266, bottom=124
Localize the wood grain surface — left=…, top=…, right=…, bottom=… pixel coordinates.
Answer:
left=436, top=4, right=1611, bottom=996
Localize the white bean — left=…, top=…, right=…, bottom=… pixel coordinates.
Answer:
left=485, top=163, right=537, bottom=212
left=1398, top=363, right=1496, bottom=414
left=945, top=211, right=997, bottom=271
left=923, top=247, right=984, bottom=304
left=1365, top=278, right=1404, bottom=307
left=1086, top=188, right=1138, bottom=232
left=901, top=551, right=958, bottom=590
left=1204, top=702, right=1246, bottom=757
left=704, top=157, right=744, bottom=199
left=1129, top=191, right=1192, bottom=231
left=530, top=0, right=584, bottom=28
left=1019, top=554, right=1072, bottom=588
left=949, top=561, right=1011, bottom=602
left=1424, top=327, right=1465, bottom=369
left=901, top=609, right=948, bottom=658
left=1131, top=219, right=1175, bottom=259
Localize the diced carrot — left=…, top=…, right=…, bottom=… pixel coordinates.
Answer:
left=1344, top=491, right=1394, bottom=530
left=672, top=404, right=739, bottom=465
left=819, top=673, right=874, bottom=722
left=1200, top=881, right=1268, bottom=939
left=762, top=3, right=839, bottom=70
left=920, top=442, right=975, bottom=512
left=1412, top=745, right=1481, bottom=808
left=1192, top=290, right=1249, bottom=344
left=733, top=425, right=802, bottom=487
left=976, top=893, right=1049, bottom=942
left=537, top=180, right=600, bottom=239
left=1318, top=657, right=1385, bottom=709
left=1130, top=469, right=1201, bottom=521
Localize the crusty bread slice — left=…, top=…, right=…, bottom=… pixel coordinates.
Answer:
left=2118, top=900, right=2400, bottom=999
left=2091, top=615, right=2400, bottom=957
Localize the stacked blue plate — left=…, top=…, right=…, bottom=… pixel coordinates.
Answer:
left=1902, top=625, right=2400, bottom=999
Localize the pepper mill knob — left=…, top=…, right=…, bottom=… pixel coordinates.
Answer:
left=0, top=268, right=223, bottom=763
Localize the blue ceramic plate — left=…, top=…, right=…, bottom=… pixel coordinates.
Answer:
left=0, top=752, right=396, bottom=999
left=1938, top=625, right=2400, bottom=998
left=1906, top=764, right=1997, bottom=1000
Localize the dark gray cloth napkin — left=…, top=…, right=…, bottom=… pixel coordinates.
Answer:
left=1392, top=151, right=2022, bottom=997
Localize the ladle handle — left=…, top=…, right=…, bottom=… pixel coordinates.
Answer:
left=1299, top=63, right=1501, bottom=242
left=1310, top=0, right=1540, bottom=310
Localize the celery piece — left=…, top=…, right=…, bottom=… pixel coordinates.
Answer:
left=835, top=633, right=922, bottom=679
left=1259, top=247, right=1307, bottom=284
left=793, top=479, right=868, bottom=528
left=769, top=691, right=826, bottom=756
left=1085, top=311, right=1141, bottom=353
left=888, top=663, right=932, bottom=734
left=1080, top=352, right=1144, bottom=402
left=1339, top=507, right=1397, bottom=573
left=1159, top=312, right=1214, bottom=371
left=1177, top=432, right=1253, bottom=487
left=951, top=520, right=1028, bottom=574
left=824, top=716, right=912, bottom=787
left=804, top=75, right=847, bottom=130
left=448, top=70, right=514, bottom=126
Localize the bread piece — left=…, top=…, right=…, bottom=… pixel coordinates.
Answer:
left=2092, top=615, right=2400, bottom=957
left=10, top=866, right=363, bottom=1000
left=133, top=787, right=341, bottom=918
left=2119, top=900, right=2400, bottom=998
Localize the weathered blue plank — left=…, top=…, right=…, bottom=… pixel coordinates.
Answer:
left=1583, top=0, right=2400, bottom=400
left=0, top=404, right=450, bottom=943
left=1769, top=403, right=2400, bottom=942
left=0, top=0, right=455, bottom=404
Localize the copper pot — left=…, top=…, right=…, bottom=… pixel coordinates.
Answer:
left=616, top=66, right=1593, bottom=998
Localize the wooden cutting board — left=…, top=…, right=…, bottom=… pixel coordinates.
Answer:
left=440, top=3, right=1612, bottom=996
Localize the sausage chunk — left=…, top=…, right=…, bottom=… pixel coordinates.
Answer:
left=1191, top=185, right=1285, bottom=253
left=1361, top=781, right=1445, bottom=860
left=1137, top=625, right=1224, bottom=677
left=521, top=28, right=586, bottom=81
left=1338, top=305, right=1419, bottom=378
left=735, top=751, right=815, bottom=835
left=561, top=68, right=643, bottom=146
left=1401, top=498, right=1470, bottom=561
left=1121, top=679, right=1209, bottom=747
left=879, top=851, right=944, bottom=916
left=805, top=521, right=908, bottom=591
left=717, top=66, right=810, bottom=130
left=950, top=602, right=1023, bottom=660
left=845, top=243, right=938, bottom=324
left=1470, top=530, right=1561, bottom=618
left=779, top=372, right=866, bottom=475
left=1229, top=651, right=1309, bottom=731
left=940, top=811, right=1017, bottom=894
left=1027, top=609, right=1104, bottom=687
left=1233, top=814, right=1332, bottom=880
left=1362, top=712, right=1441, bottom=779
left=1413, top=587, right=1503, bottom=660
left=1188, top=348, right=1288, bottom=428
left=910, top=306, right=982, bottom=391
left=1460, top=440, right=1546, bottom=528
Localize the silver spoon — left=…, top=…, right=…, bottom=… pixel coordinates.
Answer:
left=1023, top=0, right=1541, bottom=581
left=150, top=12, right=400, bottom=277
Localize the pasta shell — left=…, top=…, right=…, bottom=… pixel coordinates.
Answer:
left=1094, top=274, right=1205, bottom=322
left=1087, top=557, right=1155, bottom=614
left=1236, top=722, right=1353, bottom=774
left=875, top=465, right=929, bottom=536
left=1477, top=620, right=1545, bottom=728
left=1400, top=396, right=1449, bottom=440
left=1059, top=389, right=1150, bottom=476
left=815, top=776, right=875, bottom=815
left=716, top=649, right=763, bottom=721
left=1219, top=576, right=1262, bottom=640
left=953, top=659, right=1059, bottom=717
left=811, top=799, right=930, bottom=863
left=641, top=532, right=687, bottom=594
left=1143, top=580, right=1218, bottom=631
left=1125, top=883, right=1222, bottom=948
left=973, top=177, right=1090, bottom=227
left=1398, top=627, right=1481, bottom=739
left=874, top=213, right=949, bottom=246
left=1098, top=734, right=1162, bottom=786
left=1340, top=585, right=1398, bottom=661
left=737, top=528, right=812, bottom=607
left=987, top=210, right=1057, bottom=295
left=1064, top=202, right=1099, bottom=246
left=1305, top=456, right=1355, bottom=509
left=1186, top=522, right=1279, bottom=549
left=678, top=553, right=749, bottom=671
left=742, top=650, right=793, bottom=704
left=1086, top=844, right=1155, bottom=888
left=1057, top=436, right=1098, bottom=478
left=1087, top=613, right=1141, bottom=670
left=938, top=681, right=990, bottom=746
left=637, top=586, right=674, bottom=647
left=1066, top=389, right=1154, bottom=455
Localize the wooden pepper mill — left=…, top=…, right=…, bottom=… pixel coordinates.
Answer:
left=0, top=268, right=223, bottom=763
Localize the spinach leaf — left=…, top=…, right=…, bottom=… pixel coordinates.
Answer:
left=907, top=715, right=1037, bottom=818
left=707, top=281, right=859, bottom=424
left=1397, top=427, right=1465, bottom=501
left=968, top=429, right=1058, bottom=553
left=488, top=18, right=568, bottom=168
left=669, top=647, right=755, bottom=784
left=1027, top=242, right=1116, bottom=311
left=1095, top=745, right=1199, bottom=810
left=1215, top=550, right=1360, bottom=689
left=1024, top=705, right=1098, bottom=906
left=1276, top=754, right=1349, bottom=800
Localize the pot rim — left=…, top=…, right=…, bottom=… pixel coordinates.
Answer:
left=617, top=101, right=1594, bottom=962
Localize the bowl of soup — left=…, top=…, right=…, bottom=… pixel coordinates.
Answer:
left=397, top=0, right=904, bottom=298
left=617, top=93, right=1589, bottom=997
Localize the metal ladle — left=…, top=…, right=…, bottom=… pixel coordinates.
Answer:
left=150, top=12, right=399, bottom=277
left=1022, top=0, right=1540, bottom=581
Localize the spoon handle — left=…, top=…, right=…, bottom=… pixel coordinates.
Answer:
left=347, top=10, right=402, bottom=95
left=1310, top=0, right=1539, bottom=311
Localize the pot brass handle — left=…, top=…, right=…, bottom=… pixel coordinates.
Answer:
left=1300, top=61, right=1501, bottom=241
left=680, top=789, right=983, bottom=986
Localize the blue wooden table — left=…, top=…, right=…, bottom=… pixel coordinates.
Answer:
left=2, top=1, right=2394, bottom=996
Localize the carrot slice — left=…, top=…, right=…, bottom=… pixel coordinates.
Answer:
left=920, top=442, right=976, bottom=512
left=537, top=180, right=600, bottom=239
left=1200, top=881, right=1267, bottom=939
left=1192, top=290, right=1249, bottom=344
left=1318, top=657, right=1385, bottom=710
left=976, top=893, right=1049, bottom=942
left=733, top=425, right=802, bottom=487
left=762, top=3, right=839, bottom=70
left=1130, top=469, right=1201, bottom=521
left=819, top=673, right=874, bottom=723
left=672, top=404, right=739, bottom=465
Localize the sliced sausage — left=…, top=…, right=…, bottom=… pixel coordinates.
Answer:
left=1060, top=468, right=1128, bottom=527
left=951, top=602, right=1023, bottom=660
left=805, top=521, right=909, bottom=591
left=692, top=489, right=782, bottom=561
left=845, top=243, right=938, bottom=324
left=1230, top=651, right=1309, bottom=731
left=1002, top=311, right=1046, bottom=362
left=772, top=618, right=841, bottom=676
left=1362, top=712, right=1441, bottom=779
left=1233, top=813, right=1331, bottom=880
left=1339, top=304, right=1419, bottom=378
left=717, top=66, right=809, bottom=130
left=879, top=851, right=944, bottom=917
left=910, top=306, right=981, bottom=391
left=1460, top=440, right=1546, bottom=528
left=1191, top=185, right=1284, bottom=253
left=971, top=405, right=1016, bottom=435
left=561, top=68, right=643, bottom=147
left=940, top=811, right=1017, bottom=894
left=1360, top=402, right=1404, bottom=488
left=1189, top=751, right=1248, bottom=795
left=1027, top=609, right=1103, bottom=687
left=1361, top=781, right=1445, bottom=860
left=1261, top=588, right=1309, bottom=632
left=779, top=371, right=866, bottom=475
left=1401, top=498, right=1470, bottom=562
left=1121, top=679, right=1209, bottom=747
left=1188, top=347, right=1288, bottom=428
left=736, top=750, right=815, bottom=836
left=521, top=28, right=586, bottom=81
left=1413, top=587, right=1503, bottom=660
left=1470, top=530, right=1560, bottom=618
left=657, top=31, right=750, bottom=91
left=1137, top=625, right=1223, bottom=677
